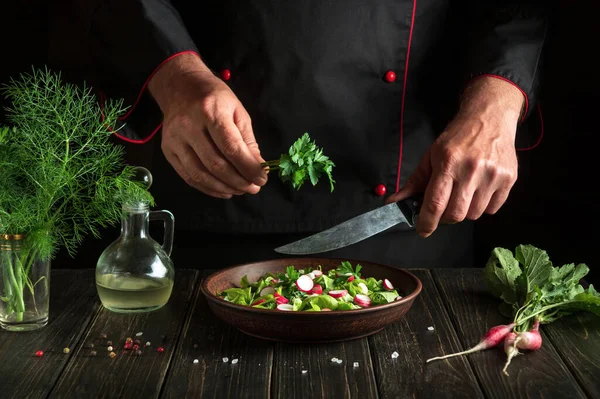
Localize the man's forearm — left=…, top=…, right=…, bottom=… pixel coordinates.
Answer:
left=148, top=52, right=214, bottom=113
left=458, top=76, right=526, bottom=132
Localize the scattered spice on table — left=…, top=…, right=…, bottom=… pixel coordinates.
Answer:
left=107, top=340, right=112, bottom=346
left=133, top=344, right=139, bottom=351
left=63, top=347, right=70, bottom=354
left=126, top=337, right=133, bottom=343
left=136, top=332, right=143, bottom=337
left=109, top=352, right=116, bottom=358
left=134, top=350, right=142, bottom=356
left=157, top=347, right=164, bottom=353
left=101, top=334, right=107, bottom=339
left=231, top=359, right=239, bottom=365
left=222, top=357, right=229, bottom=363
left=134, top=340, right=141, bottom=345
left=427, top=326, right=435, bottom=331
left=391, top=351, right=399, bottom=359
left=90, top=350, right=97, bottom=357
left=301, top=370, right=307, bottom=374
left=193, top=359, right=199, bottom=364
left=89, top=343, right=95, bottom=349
left=35, top=350, right=44, bottom=357
left=353, top=362, right=359, bottom=367
left=107, top=346, right=113, bottom=352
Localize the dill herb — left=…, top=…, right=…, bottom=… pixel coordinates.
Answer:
left=0, top=67, right=153, bottom=323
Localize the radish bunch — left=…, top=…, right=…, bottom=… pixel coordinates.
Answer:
left=426, top=319, right=542, bottom=376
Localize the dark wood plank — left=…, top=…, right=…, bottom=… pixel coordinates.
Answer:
left=160, top=272, right=273, bottom=399
left=272, top=339, right=378, bottom=399
left=368, top=269, right=483, bottom=399
left=433, top=269, right=587, bottom=399
left=0, top=270, right=100, bottom=399
left=543, top=312, right=600, bottom=398
left=49, top=270, right=198, bottom=399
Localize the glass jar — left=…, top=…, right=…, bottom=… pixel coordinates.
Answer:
left=0, top=234, right=50, bottom=331
left=95, top=201, right=175, bottom=313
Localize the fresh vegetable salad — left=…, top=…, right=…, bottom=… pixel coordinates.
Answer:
left=218, top=261, right=402, bottom=311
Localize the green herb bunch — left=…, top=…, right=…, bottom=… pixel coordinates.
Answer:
left=262, top=132, right=335, bottom=192
left=0, top=67, right=153, bottom=259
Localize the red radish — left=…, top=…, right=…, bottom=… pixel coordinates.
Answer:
left=312, top=270, right=323, bottom=278
left=274, top=293, right=289, bottom=304
left=354, top=294, right=371, bottom=307
left=277, top=304, right=294, bottom=311
left=252, top=299, right=266, bottom=306
left=328, top=289, right=348, bottom=298
left=296, top=275, right=314, bottom=292
left=515, top=319, right=542, bottom=351
left=311, top=284, right=323, bottom=295
left=383, top=279, right=394, bottom=290
left=347, top=275, right=355, bottom=282
left=358, top=282, right=368, bottom=295
left=426, top=323, right=516, bottom=363
left=502, top=332, right=521, bottom=376
left=321, top=308, right=331, bottom=311
left=260, top=287, right=275, bottom=296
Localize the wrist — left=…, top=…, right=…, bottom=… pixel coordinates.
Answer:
left=459, top=76, right=525, bottom=126
left=148, top=52, right=214, bottom=113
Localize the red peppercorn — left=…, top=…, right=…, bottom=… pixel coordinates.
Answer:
left=133, top=344, right=139, bottom=351
left=124, top=343, right=132, bottom=349
left=35, top=350, right=44, bottom=357
left=157, top=347, right=165, bottom=353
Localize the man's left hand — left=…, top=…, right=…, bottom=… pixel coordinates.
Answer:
left=386, top=76, right=525, bottom=238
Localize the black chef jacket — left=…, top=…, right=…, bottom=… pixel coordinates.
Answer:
left=77, top=1, right=550, bottom=269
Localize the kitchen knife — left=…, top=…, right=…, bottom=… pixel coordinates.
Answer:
left=274, top=196, right=422, bottom=255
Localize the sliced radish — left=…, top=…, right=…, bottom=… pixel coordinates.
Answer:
left=252, top=299, right=266, bottom=306
left=296, top=275, right=314, bottom=292
left=328, top=289, right=348, bottom=298
left=307, top=272, right=316, bottom=280
left=383, top=279, right=394, bottom=290
left=274, top=293, right=289, bottom=304
left=347, top=275, right=355, bottom=282
left=312, top=270, right=323, bottom=278
left=260, top=287, right=275, bottom=296
left=354, top=294, right=371, bottom=307
left=277, top=304, right=294, bottom=311
left=271, top=278, right=279, bottom=285
left=311, top=284, right=323, bottom=295
left=395, top=296, right=403, bottom=301
left=358, top=282, right=368, bottom=295
left=321, top=308, right=331, bottom=311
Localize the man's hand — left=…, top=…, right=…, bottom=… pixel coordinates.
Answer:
left=148, top=53, right=267, bottom=199
left=386, top=77, right=524, bottom=237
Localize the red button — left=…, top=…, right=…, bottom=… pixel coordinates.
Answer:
left=384, top=71, right=396, bottom=83
left=220, top=69, right=231, bottom=81
left=374, top=184, right=386, bottom=196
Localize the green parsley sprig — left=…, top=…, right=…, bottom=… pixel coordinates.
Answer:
left=262, top=133, right=335, bottom=192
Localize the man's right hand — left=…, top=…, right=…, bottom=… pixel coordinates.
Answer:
left=148, top=53, right=267, bottom=199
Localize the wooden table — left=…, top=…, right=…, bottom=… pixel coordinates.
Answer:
left=0, top=269, right=598, bottom=399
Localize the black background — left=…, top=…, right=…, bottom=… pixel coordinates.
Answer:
left=1, top=1, right=598, bottom=284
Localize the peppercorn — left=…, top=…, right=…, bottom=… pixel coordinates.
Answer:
left=107, top=346, right=113, bottom=351
left=145, top=341, right=151, bottom=347
left=107, top=340, right=112, bottom=346
left=132, top=344, right=139, bottom=351
left=157, top=347, right=165, bottom=353
left=109, top=351, right=116, bottom=358
left=63, top=347, right=70, bottom=354
left=134, top=339, right=141, bottom=345
left=101, top=333, right=107, bottom=339
left=90, top=350, right=97, bottom=356
left=134, top=350, right=142, bottom=356
left=35, top=350, right=44, bottom=357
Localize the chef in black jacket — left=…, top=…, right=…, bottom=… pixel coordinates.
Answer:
left=81, top=1, right=549, bottom=269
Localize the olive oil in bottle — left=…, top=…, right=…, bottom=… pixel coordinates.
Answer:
left=96, top=274, right=174, bottom=313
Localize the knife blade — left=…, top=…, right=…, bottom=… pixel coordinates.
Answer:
left=274, top=196, right=422, bottom=255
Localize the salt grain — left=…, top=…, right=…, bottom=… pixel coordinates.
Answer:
left=391, top=351, right=399, bottom=359
left=223, top=357, right=229, bottom=363
left=145, top=341, right=151, bottom=347
left=231, top=359, right=239, bottom=364
left=136, top=332, right=143, bottom=337
left=193, top=359, right=199, bottom=364
left=353, top=362, right=359, bottom=367
left=331, top=357, right=339, bottom=362
left=427, top=326, right=434, bottom=331
left=336, top=359, right=343, bottom=364
left=107, top=346, right=113, bottom=352
left=301, top=370, right=308, bottom=374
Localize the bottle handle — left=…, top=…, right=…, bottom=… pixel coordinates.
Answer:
left=149, top=210, right=175, bottom=257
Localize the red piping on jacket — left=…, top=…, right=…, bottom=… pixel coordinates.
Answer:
left=516, top=104, right=544, bottom=151
left=100, top=50, right=201, bottom=144
left=396, top=0, right=418, bottom=193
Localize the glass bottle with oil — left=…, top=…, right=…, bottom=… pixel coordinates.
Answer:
left=95, top=168, right=175, bottom=313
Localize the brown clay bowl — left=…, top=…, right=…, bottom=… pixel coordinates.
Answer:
left=200, top=257, right=422, bottom=343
